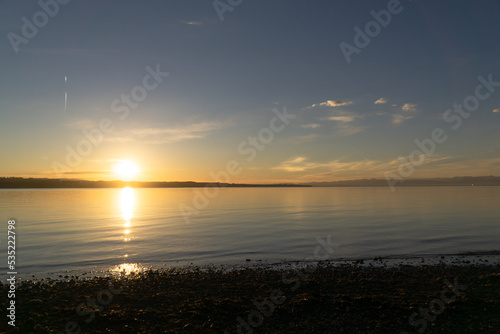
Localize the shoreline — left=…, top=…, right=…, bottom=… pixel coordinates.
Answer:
left=2, top=259, right=499, bottom=333
left=13, top=252, right=500, bottom=282
left=2, top=176, right=500, bottom=188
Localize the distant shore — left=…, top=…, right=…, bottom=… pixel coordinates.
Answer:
left=2, top=261, right=498, bottom=333
left=0, top=177, right=310, bottom=189
left=1, top=176, right=500, bottom=188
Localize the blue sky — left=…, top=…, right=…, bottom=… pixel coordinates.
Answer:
left=1, top=0, right=499, bottom=182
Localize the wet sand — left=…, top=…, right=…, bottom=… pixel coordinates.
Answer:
left=1, top=262, right=499, bottom=333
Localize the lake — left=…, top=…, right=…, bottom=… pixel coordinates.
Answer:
left=1, top=187, right=499, bottom=277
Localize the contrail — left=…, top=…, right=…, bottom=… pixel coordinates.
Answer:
left=64, top=76, right=67, bottom=111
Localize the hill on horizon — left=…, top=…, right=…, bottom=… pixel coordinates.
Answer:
left=1, top=176, right=500, bottom=188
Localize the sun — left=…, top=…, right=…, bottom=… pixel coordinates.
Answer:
left=113, top=160, right=140, bottom=180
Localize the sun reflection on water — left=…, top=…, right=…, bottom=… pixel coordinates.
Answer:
left=121, top=187, right=134, bottom=221
left=113, top=188, right=138, bottom=273
left=120, top=187, right=135, bottom=241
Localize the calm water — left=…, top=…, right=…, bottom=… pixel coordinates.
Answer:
left=0, top=187, right=499, bottom=277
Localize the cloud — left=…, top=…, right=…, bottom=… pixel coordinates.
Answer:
left=273, top=155, right=452, bottom=179
left=321, top=109, right=364, bottom=135
left=374, top=98, right=388, bottom=104
left=327, top=116, right=356, bottom=123
left=322, top=109, right=362, bottom=124
left=412, top=156, right=500, bottom=177
left=273, top=156, right=318, bottom=172
left=493, top=108, right=500, bottom=113
left=301, top=123, right=321, bottom=129
left=183, top=20, right=203, bottom=25
left=273, top=156, right=398, bottom=173
left=273, top=155, right=500, bottom=182
left=402, top=103, right=417, bottom=112
left=62, top=171, right=110, bottom=175
left=308, top=100, right=352, bottom=109
left=336, top=123, right=365, bottom=136
left=392, top=104, right=417, bottom=124
left=180, top=18, right=215, bottom=26
left=107, top=121, right=230, bottom=144
left=392, top=114, right=414, bottom=124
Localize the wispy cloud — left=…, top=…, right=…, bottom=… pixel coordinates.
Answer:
left=301, top=123, right=321, bottom=129
left=323, top=109, right=362, bottom=123
left=107, top=121, right=231, bottom=144
left=62, top=171, right=110, bottom=175
left=336, top=123, right=365, bottom=136
left=273, top=155, right=500, bottom=181
left=273, top=155, right=452, bottom=179
left=327, top=116, right=356, bottom=123
left=273, top=156, right=315, bottom=172
left=273, top=156, right=398, bottom=173
left=374, top=98, right=388, bottom=104
left=392, top=114, right=414, bottom=125
left=320, top=109, right=365, bottom=135
left=182, top=20, right=203, bottom=25
left=416, top=156, right=500, bottom=177
left=180, top=18, right=215, bottom=26
left=493, top=108, right=500, bottom=113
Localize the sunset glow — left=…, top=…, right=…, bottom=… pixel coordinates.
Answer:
left=1, top=2, right=499, bottom=184
left=1, top=2, right=500, bottom=332
left=113, top=161, right=140, bottom=181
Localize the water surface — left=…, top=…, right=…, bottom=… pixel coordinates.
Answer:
left=0, top=187, right=499, bottom=276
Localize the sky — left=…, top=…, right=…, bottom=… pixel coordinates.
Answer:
left=1, top=0, right=499, bottom=183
